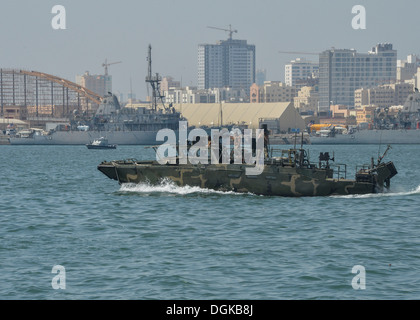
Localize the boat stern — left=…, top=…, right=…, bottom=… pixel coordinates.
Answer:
left=374, top=161, right=398, bottom=191
left=355, top=160, right=398, bottom=192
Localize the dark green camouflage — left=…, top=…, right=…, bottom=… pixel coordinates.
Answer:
left=98, top=147, right=397, bottom=196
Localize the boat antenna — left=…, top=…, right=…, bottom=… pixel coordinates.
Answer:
left=378, top=129, right=384, bottom=161
left=377, top=144, right=391, bottom=165
left=145, top=44, right=165, bottom=111
left=220, top=102, right=223, bottom=127
left=261, top=124, right=270, bottom=158
left=300, top=132, right=304, bottom=149
left=129, top=77, right=133, bottom=105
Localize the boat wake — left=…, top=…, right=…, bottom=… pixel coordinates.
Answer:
left=117, top=181, right=420, bottom=198
left=117, top=179, right=248, bottom=196
left=332, top=185, right=420, bottom=199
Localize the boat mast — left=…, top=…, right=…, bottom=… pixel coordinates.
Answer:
left=145, top=44, right=165, bottom=111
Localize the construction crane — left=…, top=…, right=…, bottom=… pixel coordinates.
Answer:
left=102, top=59, right=122, bottom=76
left=207, top=24, right=238, bottom=40
left=278, top=51, right=319, bottom=55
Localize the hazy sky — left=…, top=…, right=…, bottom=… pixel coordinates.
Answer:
left=1, top=0, right=419, bottom=99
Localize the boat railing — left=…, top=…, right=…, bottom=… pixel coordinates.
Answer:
left=112, top=158, right=139, bottom=164
left=356, top=164, right=371, bottom=172
left=331, top=163, right=347, bottom=180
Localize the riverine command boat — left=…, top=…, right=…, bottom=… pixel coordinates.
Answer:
left=98, top=129, right=398, bottom=197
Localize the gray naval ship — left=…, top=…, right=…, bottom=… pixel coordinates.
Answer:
left=9, top=94, right=182, bottom=145
left=10, top=45, right=183, bottom=146
left=310, top=90, right=420, bottom=144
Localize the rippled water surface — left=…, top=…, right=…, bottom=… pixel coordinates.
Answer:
left=1, top=144, right=419, bottom=299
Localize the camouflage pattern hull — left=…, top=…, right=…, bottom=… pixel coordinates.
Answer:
left=97, top=160, right=395, bottom=196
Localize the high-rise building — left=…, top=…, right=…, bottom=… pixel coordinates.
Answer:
left=397, top=55, right=419, bottom=82
left=76, top=71, right=112, bottom=98
left=256, top=69, right=267, bottom=86
left=318, top=43, right=397, bottom=110
left=198, top=38, right=256, bottom=95
left=285, top=58, right=318, bottom=87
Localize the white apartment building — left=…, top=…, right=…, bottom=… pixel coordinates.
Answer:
left=164, top=86, right=248, bottom=104
left=198, top=39, right=255, bottom=95
left=319, top=43, right=397, bottom=109
left=397, top=55, right=419, bottom=82
left=285, top=58, right=319, bottom=87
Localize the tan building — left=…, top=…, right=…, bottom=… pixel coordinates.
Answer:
left=318, top=105, right=357, bottom=126
left=250, top=81, right=297, bottom=103
left=250, top=83, right=260, bottom=103
left=330, top=105, right=352, bottom=118
left=161, top=76, right=181, bottom=93
left=1, top=105, right=28, bottom=120
left=76, top=71, right=112, bottom=98
left=356, top=106, right=377, bottom=124
left=319, top=117, right=353, bottom=126
left=293, top=86, right=319, bottom=113
left=354, top=86, right=394, bottom=108
left=173, top=102, right=305, bottom=133
left=354, top=83, right=413, bottom=108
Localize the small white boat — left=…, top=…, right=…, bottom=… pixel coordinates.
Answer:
left=86, top=137, right=117, bottom=149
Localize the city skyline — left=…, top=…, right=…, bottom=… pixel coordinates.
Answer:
left=1, top=0, right=420, bottom=100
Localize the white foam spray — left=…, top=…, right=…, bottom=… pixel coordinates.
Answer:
left=118, top=179, right=248, bottom=196
left=332, top=185, right=420, bottom=199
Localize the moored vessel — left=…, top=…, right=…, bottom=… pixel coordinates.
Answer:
left=86, top=137, right=116, bottom=149
left=9, top=45, right=183, bottom=146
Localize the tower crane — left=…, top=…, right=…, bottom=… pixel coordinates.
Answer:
left=102, top=59, right=122, bottom=76
left=207, top=25, right=238, bottom=40
left=278, top=51, right=319, bottom=55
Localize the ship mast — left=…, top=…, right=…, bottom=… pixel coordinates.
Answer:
left=145, top=44, right=165, bottom=111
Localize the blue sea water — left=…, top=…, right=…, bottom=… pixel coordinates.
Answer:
left=0, top=144, right=419, bottom=300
